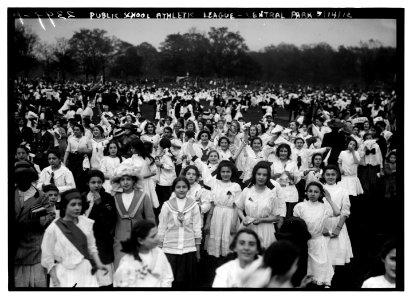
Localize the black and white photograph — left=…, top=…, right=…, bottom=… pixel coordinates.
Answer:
left=6, top=3, right=405, bottom=292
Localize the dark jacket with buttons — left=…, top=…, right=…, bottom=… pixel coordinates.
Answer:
left=81, top=189, right=117, bottom=265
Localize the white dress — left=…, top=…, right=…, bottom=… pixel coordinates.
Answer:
left=272, top=159, right=300, bottom=203
left=323, top=183, right=354, bottom=265
left=140, top=134, right=160, bottom=156
left=100, top=156, right=122, bottom=193
left=113, top=248, right=174, bottom=287
left=293, top=200, right=334, bottom=286
left=207, top=180, right=242, bottom=257
left=90, top=138, right=109, bottom=170
left=236, top=186, right=279, bottom=248
left=41, top=216, right=99, bottom=287
left=338, top=150, right=364, bottom=196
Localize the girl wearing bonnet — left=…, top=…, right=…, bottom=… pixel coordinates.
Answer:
left=111, top=162, right=155, bottom=270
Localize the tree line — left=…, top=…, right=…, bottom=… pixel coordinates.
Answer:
left=12, top=24, right=396, bottom=87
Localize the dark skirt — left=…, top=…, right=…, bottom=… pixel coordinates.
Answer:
left=166, top=252, right=198, bottom=288
left=358, top=165, right=380, bottom=197
left=67, top=153, right=88, bottom=193
left=286, top=202, right=297, bottom=219
left=384, top=174, right=397, bottom=198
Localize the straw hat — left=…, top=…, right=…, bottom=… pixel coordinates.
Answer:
left=111, top=162, right=142, bottom=184
left=110, top=161, right=143, bottom=194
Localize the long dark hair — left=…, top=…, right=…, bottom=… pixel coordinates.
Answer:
left=311, top=153, right=325, bottom=169
left=248, top=161, right=273, bottom=189
left=276, top=143, right=292, bottom=159
left=104, top=140, right=123, bottom=163
left=120, top=220, right=156, bottom=262
left=215, top=160, right=240, bottom=184
left=130, top=139, right=154, bottom=165
left=142, top=141, right=155, bottom=165
left=264, top=240, right=300, bottom=277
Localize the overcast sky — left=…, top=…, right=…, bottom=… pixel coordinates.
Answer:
left=17, top=18, right=397, bottom=51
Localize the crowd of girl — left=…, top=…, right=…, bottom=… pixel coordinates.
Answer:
left=13, top=80, right=398, bottom=289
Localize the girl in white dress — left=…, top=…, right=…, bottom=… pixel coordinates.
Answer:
left=239, top=136, right=275, bottom=183
left=90, top=125, right=110, bottom=170
left=197, top=130, right=216, bottom=162
left=293, top=181, right=341, bottom=287
left=322, top=165, right=354, bottom=267
left=272, top=143, right=301, bottom=217
left=236, top=161, right=284, bottom=249
left=100, top=141, right=123, bottom=194
left=338, top=139, right=364, bottom=196
left=140, top=122, right=160, bottom=157
left=41, top=189, right=109, bottom=287
left=113, top=220, right=173, bottom=287
left=126, top=140, right=159, bottom=209
left=203, top=160, right=242, bottom=258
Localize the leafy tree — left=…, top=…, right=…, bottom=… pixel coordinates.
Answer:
left=33, top=42, right=55, bottom=78
left=110, top=45, right=143, bottom=80
left=68, top=29, right=113, bottom=80
left=12, top=24, right=39, bottom=76
left=136, top=42, right=160, bottom=76
left=159, top=33, right=189, bottom=76
left=208, top=27, right=249, bottom=77
left=52, top=38, right=76, bottom=81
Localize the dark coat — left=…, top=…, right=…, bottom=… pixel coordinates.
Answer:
left=16, top=126, right=34, bottom=147
left=321, top=129, right=347, bottom=166
left=14, top=188, right=52, bottom=265
left=113, top=190, right=155, bottom=269
left=34, top=131, right=55, bottom=158
left=81, top=189, right=117, bottom=265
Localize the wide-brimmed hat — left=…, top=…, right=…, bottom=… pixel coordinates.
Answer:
left=111, top=162, right=143, bottom=185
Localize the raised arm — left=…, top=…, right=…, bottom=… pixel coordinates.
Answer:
left=324, top=189, right=341, bottom=217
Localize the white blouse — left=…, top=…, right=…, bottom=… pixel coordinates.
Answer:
left=37, top=165, right=76, bottom=193
left=41, top=216, right=98, bottom=273
left=338, top=150, right=361, bottom=176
